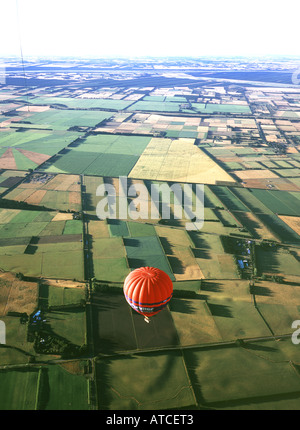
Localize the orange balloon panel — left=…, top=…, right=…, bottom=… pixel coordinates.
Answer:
left=123, top=267, right=173, bottom=317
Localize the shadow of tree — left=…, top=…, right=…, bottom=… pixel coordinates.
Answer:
left=127, top=257, right=148, bottom=269
left=250, top=285, right=273, bottom=297
left=255, top=247, right=281, bottom=276
left=84, top=192, right=95, bottom=213
left=159, top=236, right=174, bottom=255
left=182, top=350, right=206, bottom=406
left=191, top=247, right=211, bottom=259
left=169, top=298, right=196, bottom=314
left=37, top=367, right=50, bottom=410
left=201, top=281, right=223, bottom=293
left=232, top=211, right=261, bottom=239
left=243, top=341, right=278, bottom=353
left=123, top=238, right=140, bottom=247
left=24, top=245, right=38, bottom=255
left=167, top=256, right=185, bottom=274
left=207, top=302, right=233, bottom=318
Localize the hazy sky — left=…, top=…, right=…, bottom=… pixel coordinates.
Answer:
left=1, top=0, right=299, bottom=58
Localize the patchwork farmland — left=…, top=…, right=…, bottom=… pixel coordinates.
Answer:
left=0, top=58, right=300, bottom=412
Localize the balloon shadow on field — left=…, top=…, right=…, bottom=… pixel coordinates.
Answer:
left=95, top=354, right=138, bottom=410
left=182, top=349, right=207, bottom=408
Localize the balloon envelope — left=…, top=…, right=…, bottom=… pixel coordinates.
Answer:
left=123, top=267, right=173, bottom=317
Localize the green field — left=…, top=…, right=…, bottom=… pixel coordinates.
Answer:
left=124, top=235, right=175, bottom=280
left=206, top=298, right=271, bottom=340
left=40, top=134, right=151, bottom=176
left=171, top=277, right=272, bottom=343
left=1, top=315, right=36, bottom=359
left=0, top=364, right=89, bottom=410
left=83, top=175, right=104, bottom=214
left=107, top=219, right=130, bottom=237
left=92, top=236, right=129, bottom=281
left=39, top=364, right=89, bottom=410
left=79, top=134, right=151, bottom=156
left=19, top=108, right=113, bottom=130
left=183, top=339, right=300, bottom=408
left=0, top=129, right=80, bottom=156
left=210, top=186, right=250, bottom=212
left=256, top=303, right=300, bottom=336
left=275, top=168, right=300, bottom=177
left=0, top=246, right=84, bottom=280
left=204, top=185, right=225, bottom=208
left=96, top=350, right=196, bottom=409
left=249, top=188, right=300, bottom=217
left=128, top=100, right=186, bottom=112
left=128, top=100, right=251, bottom=114
left=223, top=161, right=245, bottom=171
left=45, top=308, right=86, bottom=346
left=0, top=209, right=84, bottom=280
left=187, top=231, right=240, bottom=279
left=191, top=103, right=251, bottom=114
left=230, top=187, right=274, bottom=214
left=23, top=96, right=133, bottom=110
left=0, top=369, right=39, bottom=410
left=48, top=285, right=85, bottom=307
left=63, top=220, right=82, bottom=235
left=255, top=246, right=300, bottom=277
left=127, top=221, right=156, bottom=237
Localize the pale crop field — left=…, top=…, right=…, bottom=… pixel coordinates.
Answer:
left=129, top=138, right=236, bottom=184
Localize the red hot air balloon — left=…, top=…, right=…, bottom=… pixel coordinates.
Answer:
left=123, top=267, right=173, bottom=323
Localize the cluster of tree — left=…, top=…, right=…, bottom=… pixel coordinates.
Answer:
left=90, top=279, right=122, bottom=295
left=7, top=311, right=28, bottom=324
left=47, top=301, right=85, bottom=312
left=260, top=274, right=284, bottom=283
left=268, top=141, right=287, bottom=154
left=34, top=328, right=87, bottom=358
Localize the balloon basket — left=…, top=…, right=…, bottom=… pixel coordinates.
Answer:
left=144, top=316, right=150, bottom=323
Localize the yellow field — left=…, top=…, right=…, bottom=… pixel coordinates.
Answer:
left=88, top=220, right=110, bottom=238
left=278, top=215, right=300, bottom=236
left=0, top=209, right=21, bottom=223
left=171, top=298, right=223, bottom=345
left=24, top=189, right=47, bottom=205
left=233, top=169, right=279, bottom=180
left=129, top=137, right=236, bottom=184
left=43, top=174, right=80, bottom=191
left=52, top=212, right=74, bottom=221
left=253, top=279, right=300, bottom=306
left=0, top=272, right=38, bottom=316
left=236, top=211, right=279, bottom=241
left=155, top=226, right=203, bottom=280
left=169, top=246, right=205, bottom=281
left=155, top=225, right=192, bottom=247
left=17, top=105, right=50, bottom=113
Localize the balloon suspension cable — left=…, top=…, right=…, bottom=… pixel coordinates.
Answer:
left=144, top=316, right=150, bottom=323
